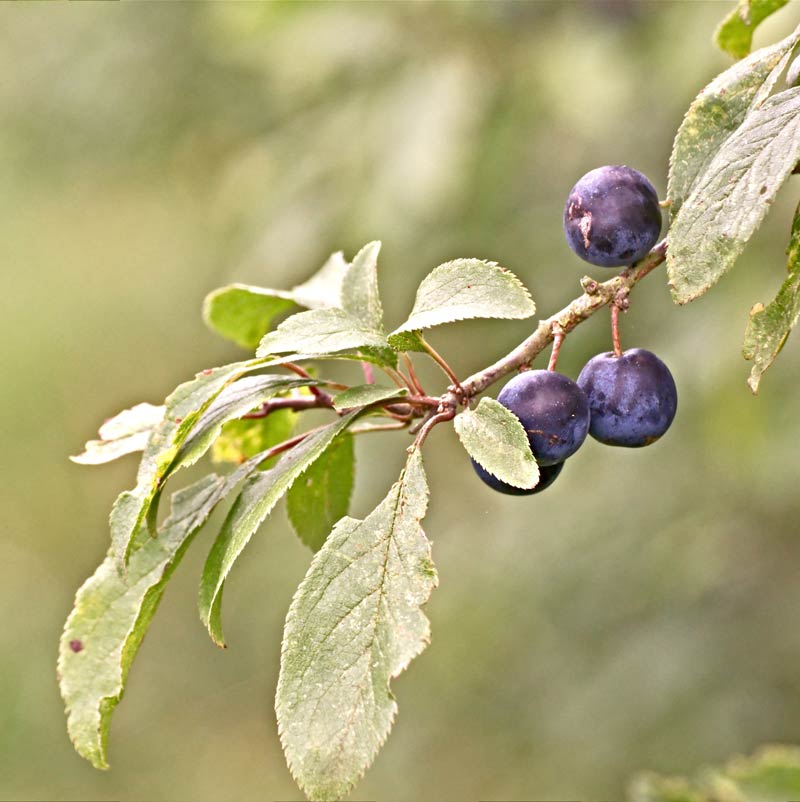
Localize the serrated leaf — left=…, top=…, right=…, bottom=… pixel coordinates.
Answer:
left=629, top=746, right=800, bottom=802
left=743, top=203, right=800, bottom=392
left=259, top=349, right=394, bottom=369
left=341, top=241, right=384, bottom=332
left=176, top=374, right=318, bottom=469
left=257, top=308, right=390, bottom=359
left=109, top=359, right=267, bottom=567
left=59, top=474, right=231, bottom=770
left=668, top=28, right=800, bottom=220
left=198, top=412, right=358, bottom=647
left=389, top=259, right=535, bottom=341
left=454, top=397, right=539, bottom=489
left=668, top=86, right=800, bottom=304
left=276, top=448, right=436, bottom=802
left=203, top=249, right=357, bottom=349
left=290, top=250, right=349, bottom=310
left=714, top=0, right=791, bottom=60
left=71, top=403, right=165, bottom=466
left=212, top=409, right=297, bottom=466
left=286, top=433, right=355, bottom=551
left=203, top=285, right=297, bottom=350
left=332, top=384, right=407, bottom=411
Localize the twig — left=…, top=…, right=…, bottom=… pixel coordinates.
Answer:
left=242, top=394, right=332, bottom=419
left=547, top=323, right=565, bottom=371
left=410, top=408, right=455, bottom=450
left=402, top=353, right=426, bottom=396
left=418, top=334, right=464, bottom=396
left=252, top=241, right=669, bottom=458
left=383, top=366, right=416, bottom=392
left=281, top=362, right=344, bottom=405
left=456, top=238, right=668, bottom=399
left=250, top=425, right=327, bottom=463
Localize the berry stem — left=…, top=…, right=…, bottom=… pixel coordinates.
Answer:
left=547, top=324, right=565, bottom=371
left=610, top=303, right=622, bottom=358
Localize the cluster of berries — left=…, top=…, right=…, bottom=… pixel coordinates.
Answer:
left=473, top=165, right=677, bottom=496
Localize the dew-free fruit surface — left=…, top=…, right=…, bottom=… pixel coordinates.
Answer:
left=564, top=165, right=661, bottom=267
left=471, top=458, right=564, bottom=496
left=496, top=370, right=590, bottom=465
left=577, top=348, right=677, bottom=447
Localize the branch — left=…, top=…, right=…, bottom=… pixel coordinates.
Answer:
left=458, top=238, right=668, bottom=399
left=246, top=241, right=667, bottom=448
left=243, top=394, right=332, bottom=418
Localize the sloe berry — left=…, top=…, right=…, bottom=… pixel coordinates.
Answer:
left=471, top=458, right=564, bottom=496
left=564, top=165, right=661, bottom=267
left=496, top=370, right=590, bottom=465
left=576, top=348, right=677, bottom=447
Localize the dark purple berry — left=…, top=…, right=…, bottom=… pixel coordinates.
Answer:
left=496, top=370, right=590, bottom=466
left=564, top=165, right=662, bottom=267
left=471, top=458, right=564, bottom=496
left=576, top=348, right=677, bottom=447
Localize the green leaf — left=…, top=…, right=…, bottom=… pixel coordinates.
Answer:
left=260, top=349, right=398, bottom=369
left=743, top=203, right=800, bottom=392
left=203, top=285, right=297, bottom=350
left=212, top=410, right=297, bottom=466
left=286, top=433, right=355, bottom=551
left=341, top=241, right=384, bottom=332
left=668, top=28, right=800, bottom=219
left=332, top=383, right=407, bottom=411
left=714, top=0, right=791, bottom=60
left=259, top=242, right=392, bottom=361
left=276, top=448, right=437, bottom=802
left=629, top=745, right=800, bottom=802
left=202, top=249, right=357, bottom=349
left=389, top=258, right=535, bottom=344
left=59, top=474, right=231, bottom=770
left=109, top=359, right=267, bottom=567
left=176, top=374, right=318, bottom=469
left=667, top=86, right=800, bottom=305
left=71, top=403, right=165, bottom=466
left=454, top=397, right=539, bottom=489
left=290, top=250, right=349, bottom=310
left=386, top=329, right=427, bottom=353
left=198, top=412, right=358, bottom=647
left=257, top=308, right=390, bottom=359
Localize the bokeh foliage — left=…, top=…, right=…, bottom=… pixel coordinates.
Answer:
left=4, top=1, right=800, bottom=800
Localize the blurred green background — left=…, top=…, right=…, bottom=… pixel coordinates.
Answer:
left=4, top=2, right=800, bottom=800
